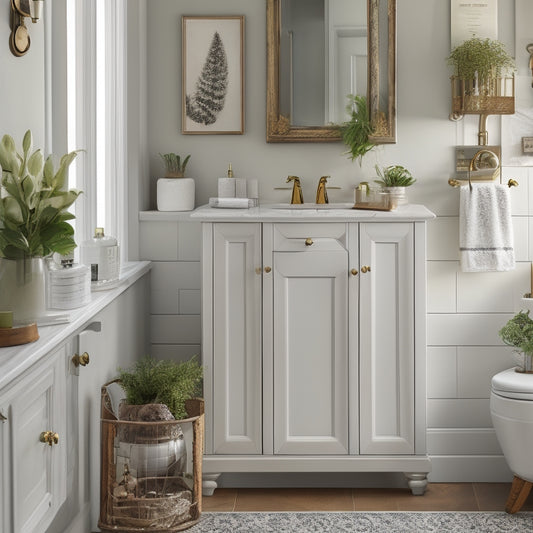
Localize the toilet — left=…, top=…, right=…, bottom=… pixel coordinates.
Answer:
left=490, top=367, right=533, bottom=513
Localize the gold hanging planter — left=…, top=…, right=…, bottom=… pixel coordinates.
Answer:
left=451, top=75, right=515, bottom=117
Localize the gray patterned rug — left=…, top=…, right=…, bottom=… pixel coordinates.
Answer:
left=188, top=511, right=533, bottom=532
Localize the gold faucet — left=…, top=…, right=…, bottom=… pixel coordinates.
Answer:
left=316, top=176, right=330, bottom=204
left=467, top=149, right=500, bottom=191
left=287, top=175, right=304, bottom=204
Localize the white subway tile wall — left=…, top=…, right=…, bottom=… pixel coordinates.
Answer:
left=141, top=220, right=202, bottom=363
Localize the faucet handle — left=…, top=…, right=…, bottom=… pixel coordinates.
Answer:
left=316, top=175, right=330, bottom=204
left=286, top=175, right=304, bottom=204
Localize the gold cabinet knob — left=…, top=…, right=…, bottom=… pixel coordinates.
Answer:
left=40, top=431, right=59, bottom=446
left=264, top=266, right=272, bottom=273
left=72, top=352, right=90, bottom=367
left=351, top=269, right=359, bottom=276
left=305, top=238, right=313, bottom=246
left=255, top=267, right=262, bottom=275
left=361, top=266, right=371, bottom=273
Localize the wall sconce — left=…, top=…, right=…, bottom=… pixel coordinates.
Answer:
left=9, top=0, right=44, bottom=57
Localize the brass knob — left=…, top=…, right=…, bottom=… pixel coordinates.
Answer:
left=508, top=179, right=518, bottom=188
left=0, top=411, right=7, bottom=423
left=351, top=269, right=358, bottom=276
left=361, top=266, right=371, bottom=273
left=264, top=266, right=272, bottom=273
left=305, top=238, right=313, bottom=246
left=255, top=267, right=262, bottom=275
left=72, top=352, right=90, bottom=367
left=40, top=431, right=59, bottom=446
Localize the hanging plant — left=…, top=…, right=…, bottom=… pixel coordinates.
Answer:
left=338, top=94, right=375, bottom=166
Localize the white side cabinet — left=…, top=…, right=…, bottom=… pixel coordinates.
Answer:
left=0, top=343, right=68, bottom=533
left=201, top=218, right=431, bottom=495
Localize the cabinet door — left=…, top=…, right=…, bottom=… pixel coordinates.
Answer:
left=9, top=348, right=67, bottom=533
left=273, top=249, right=349, bottom=454
left=212, top=223, right=263, bottom=454
left=359, top=223, right=414, bottom=454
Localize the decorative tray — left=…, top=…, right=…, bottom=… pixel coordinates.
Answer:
left=352, top=203, right=394, bottom=211
left=0, top=323, right=39, bottom=347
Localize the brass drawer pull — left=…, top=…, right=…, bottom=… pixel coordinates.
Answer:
left=361, top=266, right=371, bottom=273
left=40, top=431, right=59, bottom=446
left=264, top=266, right=272, bottom=273
left=351, top=269, right=359, bottom=276
left=72, top=352, right=90, bottom=367
left=305, top=238, right=313, bottom=246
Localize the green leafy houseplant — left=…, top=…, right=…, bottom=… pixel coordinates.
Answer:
left=0, top=130, right=81, bottom=259
left=339, top=94, right=375, bottom=166
left=159, top=152, right=191, bottom=178
left=447, top=37, right=516, bottom=86
left=374, top=164, right=416, bottom=188
left=118, top=355, right=203, bottom=420
left=499, top=311, right=533, bottom=372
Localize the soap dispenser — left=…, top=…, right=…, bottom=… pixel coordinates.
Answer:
left=218, top=163, right=236, bottom=198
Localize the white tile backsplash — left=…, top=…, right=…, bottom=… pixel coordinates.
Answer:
left=427, top=346, right=457, bottom=399
left=179, top=289, right=201, bottom=314
left=151, top=315, right=201, bottom=344
left=151, top=289, right=180, bottom=314
left=150, top=261, right=201, bottom=291
left=151, top=344, right=201, bottom=362
left=140, top=221, right=179, bottom=260
left=427, top=313, right=513, bottom=346
left=427, top=217, right=460, bottom=261
left=178, top=222, right=202, bottom=261
left=427, top=399, right=492, bottom=428
left=427, top=261, right=457, bottom=313
left=457, top=346, right=515, bottom=398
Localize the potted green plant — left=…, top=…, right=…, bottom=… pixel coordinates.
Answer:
left=499, top=311, right=533, bottom=373
left=374, top=164, right=416, bottom=206
left=447, top=37, right=516, bottom=115
left=339, top=94, right=375, bottom=166
left=0, top=130, right=81, bottom=323
left=157, top=152, right=195, bottom=211
left=114, top=355, right=203, bottom=477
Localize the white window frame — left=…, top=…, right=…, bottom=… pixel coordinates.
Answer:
left=47, top=0, right=128, bottom=262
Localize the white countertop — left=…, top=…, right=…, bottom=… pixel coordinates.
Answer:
left=0, top=261, right=151, bottom=391
left=140, top=204, right=435, bottom=223
left=189, top=203, right=436, bottom=222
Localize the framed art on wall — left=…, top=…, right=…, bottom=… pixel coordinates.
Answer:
left=182, top=16, right=245, bottom=135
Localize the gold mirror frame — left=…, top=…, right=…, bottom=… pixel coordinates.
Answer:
left=266, top=0, right=396, bottom=143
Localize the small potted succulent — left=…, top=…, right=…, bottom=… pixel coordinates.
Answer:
left=374, top=164, right=416, bottom=207
left=499, top=311, right=533, bottom=373
left=156, top=152, right=194, bottom=211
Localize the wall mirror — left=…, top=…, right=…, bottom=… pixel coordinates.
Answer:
left=266, top=0, right=396, bottom=143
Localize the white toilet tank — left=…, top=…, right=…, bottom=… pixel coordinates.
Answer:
left=490, top=368, right=533, bottom=483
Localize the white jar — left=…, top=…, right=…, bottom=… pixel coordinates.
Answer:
left=157, top=177, right=195, bottom=211
left=80, top=228, right=120, bottom=288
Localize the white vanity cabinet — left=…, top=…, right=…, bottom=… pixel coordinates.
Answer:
left=0, top=343, right=69, bottom=533
left=198, top=208, right=433, bottom=495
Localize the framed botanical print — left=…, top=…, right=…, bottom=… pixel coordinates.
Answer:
left=182, top=16, right=245, bottom=135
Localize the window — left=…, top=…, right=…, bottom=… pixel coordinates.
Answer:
left=51, top=0, right=128, bottom=261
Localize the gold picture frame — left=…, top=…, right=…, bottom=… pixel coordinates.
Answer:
left=182, top=16, right=245, bottom=135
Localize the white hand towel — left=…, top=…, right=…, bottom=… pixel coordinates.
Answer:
left=459, top=183, right=515, bottom=272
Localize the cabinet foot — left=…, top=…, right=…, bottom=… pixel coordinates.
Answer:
left=202, top=473, right=221, bottom=496
left=404, top=472, right=428, bottom=495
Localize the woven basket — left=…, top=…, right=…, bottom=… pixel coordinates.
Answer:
left=98, top=380, right=204, bottom=532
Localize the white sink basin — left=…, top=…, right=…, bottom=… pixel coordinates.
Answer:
left=269, top=202, right=354, bottom=210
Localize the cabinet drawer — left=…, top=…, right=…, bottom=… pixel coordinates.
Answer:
left=273, top=223, right=347, bottom=252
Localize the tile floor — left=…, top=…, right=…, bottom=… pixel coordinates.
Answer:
left=202, top=483, right=533, bottom=513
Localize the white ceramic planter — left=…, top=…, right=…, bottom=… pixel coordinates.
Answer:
left=157, top=177, right=195, bottom=211
left=0, top=257, right=46, bottom=323
left=385, top=186, right=408, bottom=207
